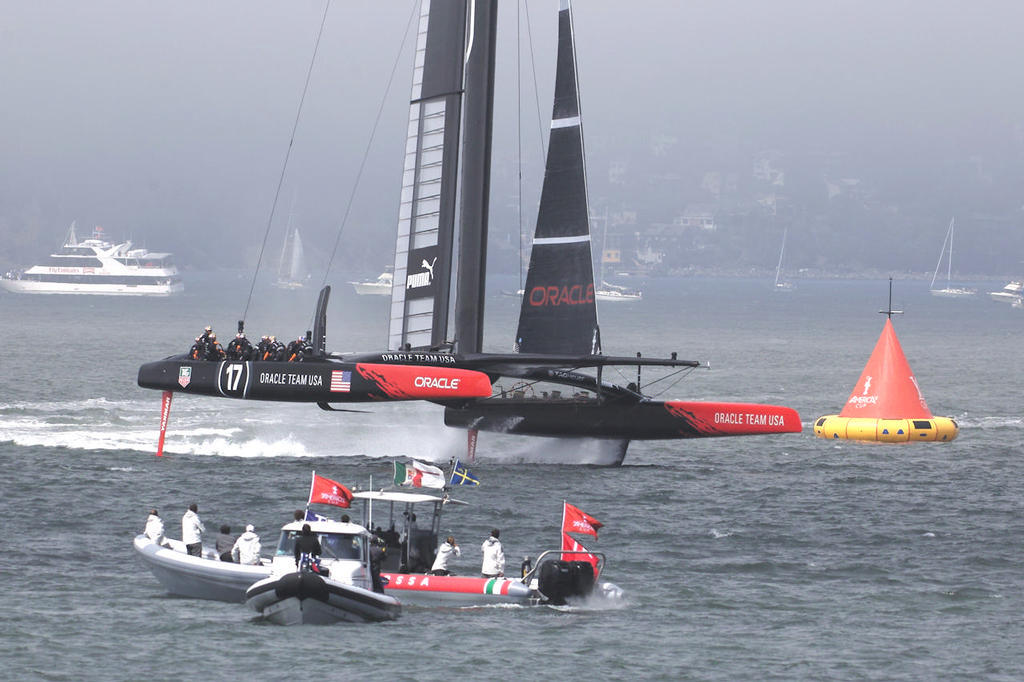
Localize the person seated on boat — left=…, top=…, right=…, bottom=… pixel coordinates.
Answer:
left=269, top=336, right=287, bottom=361
left=286, top=336, right=306, bottom=362
left=182, top=503, right=205, bottom=557
left=428, top=536, right=460, bottom=576
left=188, top=337, right=203, bottom=360
left=204, top=333, right=226, bottom=361
left=231, top=524, right=262, bottom=565
left=216, top=524, right=237, bottom=562
left=226, top=332, right=253, bottom=361
left=293, top=523, right=322, bottom=568
left=481, top=528, right=505, bottom=579
left=144, top=508, right=165, bottom=546
left=255, top=335, right=274, bottom=362
left=194, top=325, right=213, bottom=358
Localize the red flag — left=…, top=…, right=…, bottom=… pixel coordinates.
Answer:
left=308, top=473, right=352, bottom=508
left=561, top=531, right=600, bottom=574
left=156, top=391, right=173, bottom=457
left=562, top=502, right=603, bottom=537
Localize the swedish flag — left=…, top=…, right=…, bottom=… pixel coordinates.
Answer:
left=449, top=459, right=480, bottom=486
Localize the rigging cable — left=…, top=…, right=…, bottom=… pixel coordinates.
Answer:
left=307, top=0, right=421, bottom=335
left=241, top=0, right=332, bottom=325
left=318, top=0, right=420, bottom=290
left=515, top=0, right=549, bottom=293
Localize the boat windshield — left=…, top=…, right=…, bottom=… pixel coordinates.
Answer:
left=275, top=530, right=364, bottom=561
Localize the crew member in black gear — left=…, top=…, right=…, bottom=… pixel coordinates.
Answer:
left=255, top=335, right=273, bottom=361
left=226, top=332, right=253, bottom=360
left=286, top=336, right=306, bottom=362
left=204, top=333, right=226, bottom=361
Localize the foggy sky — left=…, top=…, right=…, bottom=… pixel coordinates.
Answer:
left=3, top=0, right=1023, bottom=275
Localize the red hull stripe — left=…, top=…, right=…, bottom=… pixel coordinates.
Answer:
left=665, top=401, right=802, bottom=435
left=382, top=573, right=525, bottom=597
left=356, top=364, right=492, bottom=400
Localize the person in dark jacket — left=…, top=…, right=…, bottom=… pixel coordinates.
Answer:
left=204, top=333, right=225, bottom=361
left=226, top=333, right=253, bottom=360
left=369, top=536, right=387, bottom=593
left=285, top=336, right=308, bottom=362
left=293, top=524, right=322, bottom=567
left=216, top=524, right=237, bottom=562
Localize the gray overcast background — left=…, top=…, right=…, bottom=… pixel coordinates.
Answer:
left=3, top=0, right=1023, bottom=277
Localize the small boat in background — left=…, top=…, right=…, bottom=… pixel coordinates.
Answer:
left=929, top=218, right=976, bottom=298
left=274, top=222, right=309, bottom=289
left=773, top=227, right=795, bottom=292
left=595, top=281, right=642, bottom=302
left=349, top=271, right=392, bottom=295
left=989, top=280, right=1022, bottom=304
left=0, top=222, right=183, bottom=296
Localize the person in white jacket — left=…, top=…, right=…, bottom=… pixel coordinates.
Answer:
left=182, top=503, right=205, bottom=557
left=144, top=509, right=165, bottom=545
left=231, top=524, right=262, bottom=565
left=429, top=536, right=461, bottom=575
left=480, top=529, right=505, bottom=578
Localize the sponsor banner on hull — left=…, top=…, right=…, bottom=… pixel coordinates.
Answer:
left=355, top=363, right=492, bottom=400
left=664, top=401, right=801, bottom=436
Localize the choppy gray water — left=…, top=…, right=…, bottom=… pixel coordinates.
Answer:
left=2, top=274, right=1022, bottom=681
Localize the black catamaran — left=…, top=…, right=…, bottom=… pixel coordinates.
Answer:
left=138, top=0, right=801, bottom=465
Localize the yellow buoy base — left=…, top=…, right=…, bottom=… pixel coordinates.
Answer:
left=813, top=415, right=958, bottom=442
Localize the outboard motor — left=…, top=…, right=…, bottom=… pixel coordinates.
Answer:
left=537, top=560, right=595, bottom=605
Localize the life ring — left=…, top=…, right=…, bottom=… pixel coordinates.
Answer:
left=813, top=415, right=958, bottom=442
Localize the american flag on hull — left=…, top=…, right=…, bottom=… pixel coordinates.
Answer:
left=330, top=370, right=351, bottom=392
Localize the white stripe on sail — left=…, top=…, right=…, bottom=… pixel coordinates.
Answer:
left=532, top=235, right=591, bottom=245
left=551, top=115, right=581, bottom=130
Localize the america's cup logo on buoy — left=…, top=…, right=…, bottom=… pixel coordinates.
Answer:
left=178, top=366, right=191, bottom=388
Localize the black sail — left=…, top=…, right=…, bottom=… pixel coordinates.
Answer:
left=515, top=1, right=600, bottom=355
left=388, top=0, right=469, bottom=351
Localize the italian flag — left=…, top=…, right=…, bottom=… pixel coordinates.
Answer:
left=393, top=460, right=446, bottom=489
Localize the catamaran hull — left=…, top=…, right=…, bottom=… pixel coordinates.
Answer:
left=137, top=357, right=492, bottom=403
left=133, top=535, right=271, bottom=602
left=444, top=400, right=801, bottom=440
left=245, top=572, right=400, bottom=625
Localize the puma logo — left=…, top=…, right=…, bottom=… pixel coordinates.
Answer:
left=421, top=257, right=437, bottom=280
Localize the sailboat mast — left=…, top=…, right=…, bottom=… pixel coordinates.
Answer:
left=947, top=217, right=954, bottom=283
left=774, top=227, right=787, bottom=287
left=388, top=0, right=469, bottom=351
left=454, top=0, right=498, bottom=355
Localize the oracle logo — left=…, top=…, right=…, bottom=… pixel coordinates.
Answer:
left=527, top=284, right=594, bottom=306
left=414, top=376, right=461, bottom=390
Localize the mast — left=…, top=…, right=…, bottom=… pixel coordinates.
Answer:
left=389, top=0, right=469, bottom=351
left=774, top=227, right=786, bottom=287
left=947, top=217, right=954, bottom=284
left=454, top=0, right=498, bottom=355
left=290, top=229, right=305, bottom=283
